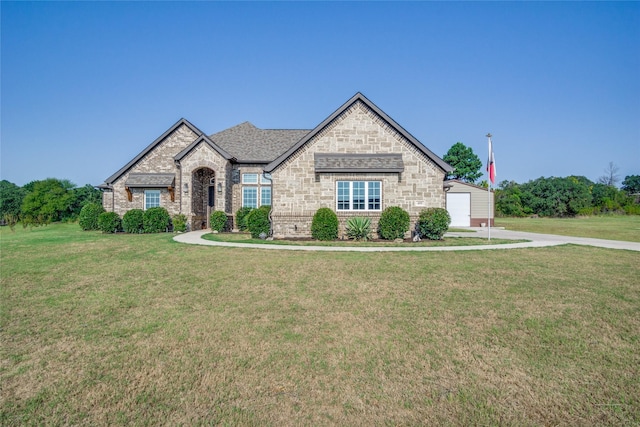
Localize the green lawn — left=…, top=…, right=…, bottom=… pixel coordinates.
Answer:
left=496, top=215, right=640, bottom=242
left=1, top=223, right=639, bottom=425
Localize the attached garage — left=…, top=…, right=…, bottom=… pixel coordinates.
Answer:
left=445, top=180, right=494, bottom=227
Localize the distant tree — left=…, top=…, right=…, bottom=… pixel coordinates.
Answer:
left=597, top=162, right=620, bottom=187
left=622, top=175, right=640, bottom=194
left=0, top=180, right=25, bottom=220
left=519, top=176, right=592, bottom=217
left=21, top=178, right=76, bottom=226
left=71, top=184, right=102, bottom=216
left=495, top=180, right=527, bottom=217
left=443, top=142, right=483, bottom=183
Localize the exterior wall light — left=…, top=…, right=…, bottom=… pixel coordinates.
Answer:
left=217, top=182, right=223, bottom=194
left=183, top=183, right=189, bottom=194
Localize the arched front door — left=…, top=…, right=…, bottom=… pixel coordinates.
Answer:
left=191, top=168, right=215, bottom=230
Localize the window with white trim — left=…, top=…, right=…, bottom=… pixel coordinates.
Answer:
left=144, top=190, right=161, bottom=210
left=261, top=173, right=272, bottom=184
left=336, top=181, right=381, bottom=211
left=261, top=187, right=271, bottom=206
left=242, top=173, right=258, bottom=184
left=242, top=187, right=258, bottom=208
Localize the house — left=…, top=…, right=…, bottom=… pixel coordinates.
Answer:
left=99, top=93, right=453, bottom=238
left=444, top=179, right=494, bottom=227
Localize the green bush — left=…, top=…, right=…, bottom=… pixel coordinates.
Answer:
left=245, top=205, right=271, bottom=238
left=122, top=209, right=144, bottom=233
left=624, top=204, right=640, bottom=215
left=235, top=207, right=254, bottom=231
left=97, top=211, right=121, bottom=233
left=417, top=208, right=451, bottom=240
left=346, top=217, right=372, bottom=241
left=172, top=214, right=188, bottom=232
left=209, top=210, right=228, bottom=232
left=143, top=207, right=170, bottom=233
left=378, top=206, right=410, bottom=240
left=78, top=202, right=105, bottom=231
left=311, top=208, right=338, bottom=241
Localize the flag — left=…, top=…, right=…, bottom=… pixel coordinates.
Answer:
left=487, top=137, right=496, bottom=184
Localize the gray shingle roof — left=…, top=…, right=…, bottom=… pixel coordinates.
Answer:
left=209, top=122, right=310, bottom=163
left=125, top=173, right=175, bottom=188
left=314, top=153, right=404, bottom=173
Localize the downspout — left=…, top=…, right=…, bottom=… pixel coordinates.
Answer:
left=175, top=160, right=182, bottom=214
left=264, top=172, right=274, bottom=237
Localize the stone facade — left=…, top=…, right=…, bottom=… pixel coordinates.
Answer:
left=100, top=94, right=452, bottom=235
left=269, top=101, right=446, bottom=238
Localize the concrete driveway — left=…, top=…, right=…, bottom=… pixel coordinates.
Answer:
left=173, top=228, right=640, bottom=252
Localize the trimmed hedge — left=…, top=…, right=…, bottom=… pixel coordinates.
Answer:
left=311, top=208, right=338, bottom=241
left=143, top=207, right=170, bottom=233
left=97, top=212, right=121, bottom=233
left=235, top=207, right=254, bottom=231
left=378, top=206, right=410, bottom=240
left=209, top=210, right=228, bottom=232
left=246, top=205, right=271, bottom=238
left=78, top=202, right=104, bottom=231
left=122, top=209, right=144, bottom=233
left=417, top=208, right=451, bottom=240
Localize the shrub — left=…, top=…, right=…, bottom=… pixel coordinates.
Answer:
left=417, top=208, right=451, bottom=240
left=143, top=207, right=170, bottom=233
left=97, top=211, right=121, bottom=233
left=246, top=205, right=271, bottom=238
left=624, top=204, right=640, bottom=215
left=378, top=206, right=410, bottom=240
left=346, top=217, right=372, bottom=241
left=235, top=207, right=254, bottom=231
left=209, top=210, right=228, bottom=232
left=311, top=208, right=338, bottom=241
left=172, top=214, right=188, bottom=232
left=78, top=202, right=104, bottom=231
left=122, top=209, right=144, bottom=233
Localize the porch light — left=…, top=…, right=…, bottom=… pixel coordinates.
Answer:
left=217, top=182, right=223, bottom=194
left=183, top=183, right=188, bottom=194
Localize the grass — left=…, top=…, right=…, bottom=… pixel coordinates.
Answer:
left=497, top=215, right=640, bottom=242
left=1, top=223, right=639, bottom=425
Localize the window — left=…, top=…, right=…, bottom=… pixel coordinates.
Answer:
left=242, top=173, right=258, bottom=184
left=144, top=190, right=161, bottom=210
left=242, top=187, right=258, bottom=208
left=336, top=181, right=381, bottom=211
left=261, top=187, right=271, bottom=206
left=261, top=173, right=272, bottom=184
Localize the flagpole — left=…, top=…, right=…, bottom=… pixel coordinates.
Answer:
left=486, top=133, right=492, bottom=242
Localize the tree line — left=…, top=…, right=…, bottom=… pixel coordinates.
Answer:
left=0, top=178, right=102, bottom=229
left=442, top=142, right=640, bottom=217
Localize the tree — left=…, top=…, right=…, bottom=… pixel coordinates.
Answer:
left=622, top=175, right=640, bottom=194
left=443, top=142, right=483, bottom=183
left=597, top=162, right=620, bottom=187
left=21, top=178, right=76, bottom=226
left=0, top=180, right=25, bottom=220
left=519, top=176, right=592, bottom=217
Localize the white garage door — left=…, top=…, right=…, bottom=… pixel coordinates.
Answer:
left=447, top=193, right=471, bottom=227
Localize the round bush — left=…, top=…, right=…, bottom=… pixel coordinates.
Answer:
left=378, top=206, right=410, bottom=240
left=235, top=207, right=254, bottom=231
left=417, top=208, right=451, bottom=240
left=209, top=210, right=228, bottom=232
left=97, top=211, right=121, bottom=233
left=143, top=207, right=170, bottom=233
left=246, top=205, right=271, bottom=238
left=311, top=207, right=338, bottom=241
left=78, top=202, right=105, bottom=231
left=122, top=209, right=144, bottom=233
left=172, top=213, right=188, bottom=232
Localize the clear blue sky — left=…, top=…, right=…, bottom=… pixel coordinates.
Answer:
left=1, top=1, right=638, bottom=187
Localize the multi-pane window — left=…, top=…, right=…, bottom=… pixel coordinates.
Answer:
left=261, top=187, right=271, bottom=206
left=144, top=190, right=161, bottom=210
left=336, top=181, right=382, bottom=211
left=242, top=187, right=258, bottom=208
left=242, top=172, right=271, bottom=208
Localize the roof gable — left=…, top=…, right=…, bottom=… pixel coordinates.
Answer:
left=104, top=118, right=204, bottom=185
left=174, top=134, right=235, bottom=162
left=265, top=92, right=453, bottom=173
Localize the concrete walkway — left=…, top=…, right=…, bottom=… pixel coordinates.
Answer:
left=173, top=228, right=640, bottom=252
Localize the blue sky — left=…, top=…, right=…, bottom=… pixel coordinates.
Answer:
left=1, top=1, right=638, bottom=187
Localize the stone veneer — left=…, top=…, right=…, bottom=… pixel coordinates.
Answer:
left=270, top=101, right=446, bottom=238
